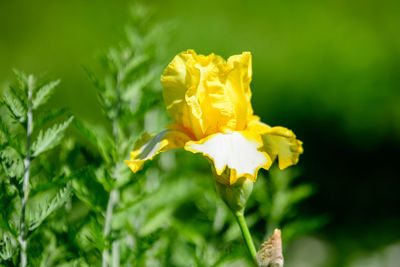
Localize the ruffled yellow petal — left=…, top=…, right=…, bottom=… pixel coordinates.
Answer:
left=198, top=51, right=253, bottom=135
left=247, top=116, right=271, bottom=134
left=259, top=126, right=303, bottom=170
left=124, top=129, right=191, bottom=173
left=161, top=50, right=255, bottom=139
left=247, top=118, right=303, bottom=169
left=247, top=117, right=303, bottom=169
left=161, top=50, right=203, bottom=139
left=263, top=127, right=303, bottom=169
left=184, top=131, right=272, bottom=185
left=226, top=52, right=253, bottom=120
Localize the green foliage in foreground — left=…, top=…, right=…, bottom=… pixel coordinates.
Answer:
left=0, top=70, right=73, bottom=266
left=0, top=4, right=325, bottom=267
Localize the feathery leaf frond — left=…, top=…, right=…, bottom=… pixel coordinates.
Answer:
left=32, top=80, right=60, bottom=110
left=28, top=183, right=72, bottom=231
left=31, top=116, right=74, bottom=157
left=2, top=89, right=26, bottom=124
left=0, top=146, right=24, bottom=181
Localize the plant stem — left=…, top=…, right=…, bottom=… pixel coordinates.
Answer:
left=20, top=87, right=32, bottom=267
left=112, top=238, right=120, bottom=267
left=102, top=73, right=122, bottom=267
left=102, top=189, right=119, bottom=267
left=234, top=213, right=257, bottom=264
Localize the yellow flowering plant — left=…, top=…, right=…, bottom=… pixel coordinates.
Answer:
left=125, top=49, right=303, bottom=263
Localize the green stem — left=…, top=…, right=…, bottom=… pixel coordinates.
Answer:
left=20, top=82, right=33, bottom=267
left=234, top=213, right=257, bottom=264
left=102, top=72, right=122, bottom=267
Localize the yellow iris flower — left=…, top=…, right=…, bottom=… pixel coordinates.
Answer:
left=125, top=50, right=303, bottom=185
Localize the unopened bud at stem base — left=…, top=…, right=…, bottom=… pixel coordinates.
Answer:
left=215, top=176, right=253, bottom=216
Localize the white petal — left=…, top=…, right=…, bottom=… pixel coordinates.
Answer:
left=185, top=131, right=270, bottom=180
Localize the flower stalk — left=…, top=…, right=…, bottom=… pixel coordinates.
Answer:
left=19, top=83, right=33, bottom=267
left=215, top=178, right=257, bottom=264
left=235, top=213, right=257, bottom=262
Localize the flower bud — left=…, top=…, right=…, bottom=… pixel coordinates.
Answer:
left=215, top=173, right=253, bottom=216
left=256, top=229, right=284, bottom=267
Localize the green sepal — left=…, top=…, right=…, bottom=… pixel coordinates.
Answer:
left=215, top=177, right=253, bottom=216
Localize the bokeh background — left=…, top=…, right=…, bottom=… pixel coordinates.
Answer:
left=1, top=0, right=400, bottom=266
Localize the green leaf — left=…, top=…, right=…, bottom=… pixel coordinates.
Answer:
left=75, top=215, right=105, bottom=254
left=35, top=108, right=69, bottom=129
left=72, top=167, right=108, bottom=212
left=32, top=79, right=60, bottom=110
left=2, top=89, right=26, bottom=123
left=121, top=68, right=159, bottom=101
left=0, top=146, right=24, bottom=180
left=28, top=183, right=72, bottom=231
left=31, top=116, right=74, bottom=157
left=82, top=66, right=105, bottom=92
left=9, top=85, right=26, bottom=107
left=12, top=69, right=28, bottom=92
left=12, top=70, right=36, bottom=93
left=105, top=48, right=122, bottom=76
left=120, top=54, right=149, bottom=83
left=0, top=233, right=17, bottom=261
left=0, top=114, right=21, bottom=153
left=0, top=182, right=19, bottom=237
left=73, top=119, right=113, bottom=163
left=29, top=173, right=72, bottom=197
left=170, top=218, right=206, bottom=248
left=138, top=206, right=174, bottom=236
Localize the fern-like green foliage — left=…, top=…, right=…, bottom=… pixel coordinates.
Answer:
left=28, top=183, right=72, bottom=231
left=70, top=4, right=171, bottom=266
left=2, top=90, right=26, bottom=124
left=31, top=116, right=73, bottom=157
left=32, top=80, right=60, bottom=110
left=0, top=71, right=73, bottom=266
left=0, top=146, right=24, bottom=182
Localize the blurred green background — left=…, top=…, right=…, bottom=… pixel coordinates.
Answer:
left=1, top=0, right=400, bottom=266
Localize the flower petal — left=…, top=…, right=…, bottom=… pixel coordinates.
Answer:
left=261, top=126, right=303, bottom=170
left=184, top=131, right=271, bottom=184
left=226, top=52, right=253, bottom=120
left=247, top=118, right=303, bottom=169
left=199, top=51, right=254, bottom=135
left=161, top=50, right=255, bottom=139
left=125, top=129, right=191, bottom=173
left=263, top=127, right=303, bottom=169
left=161, top=50, right=205, bottom=139
left=247, top=116, right=271, bottom=134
